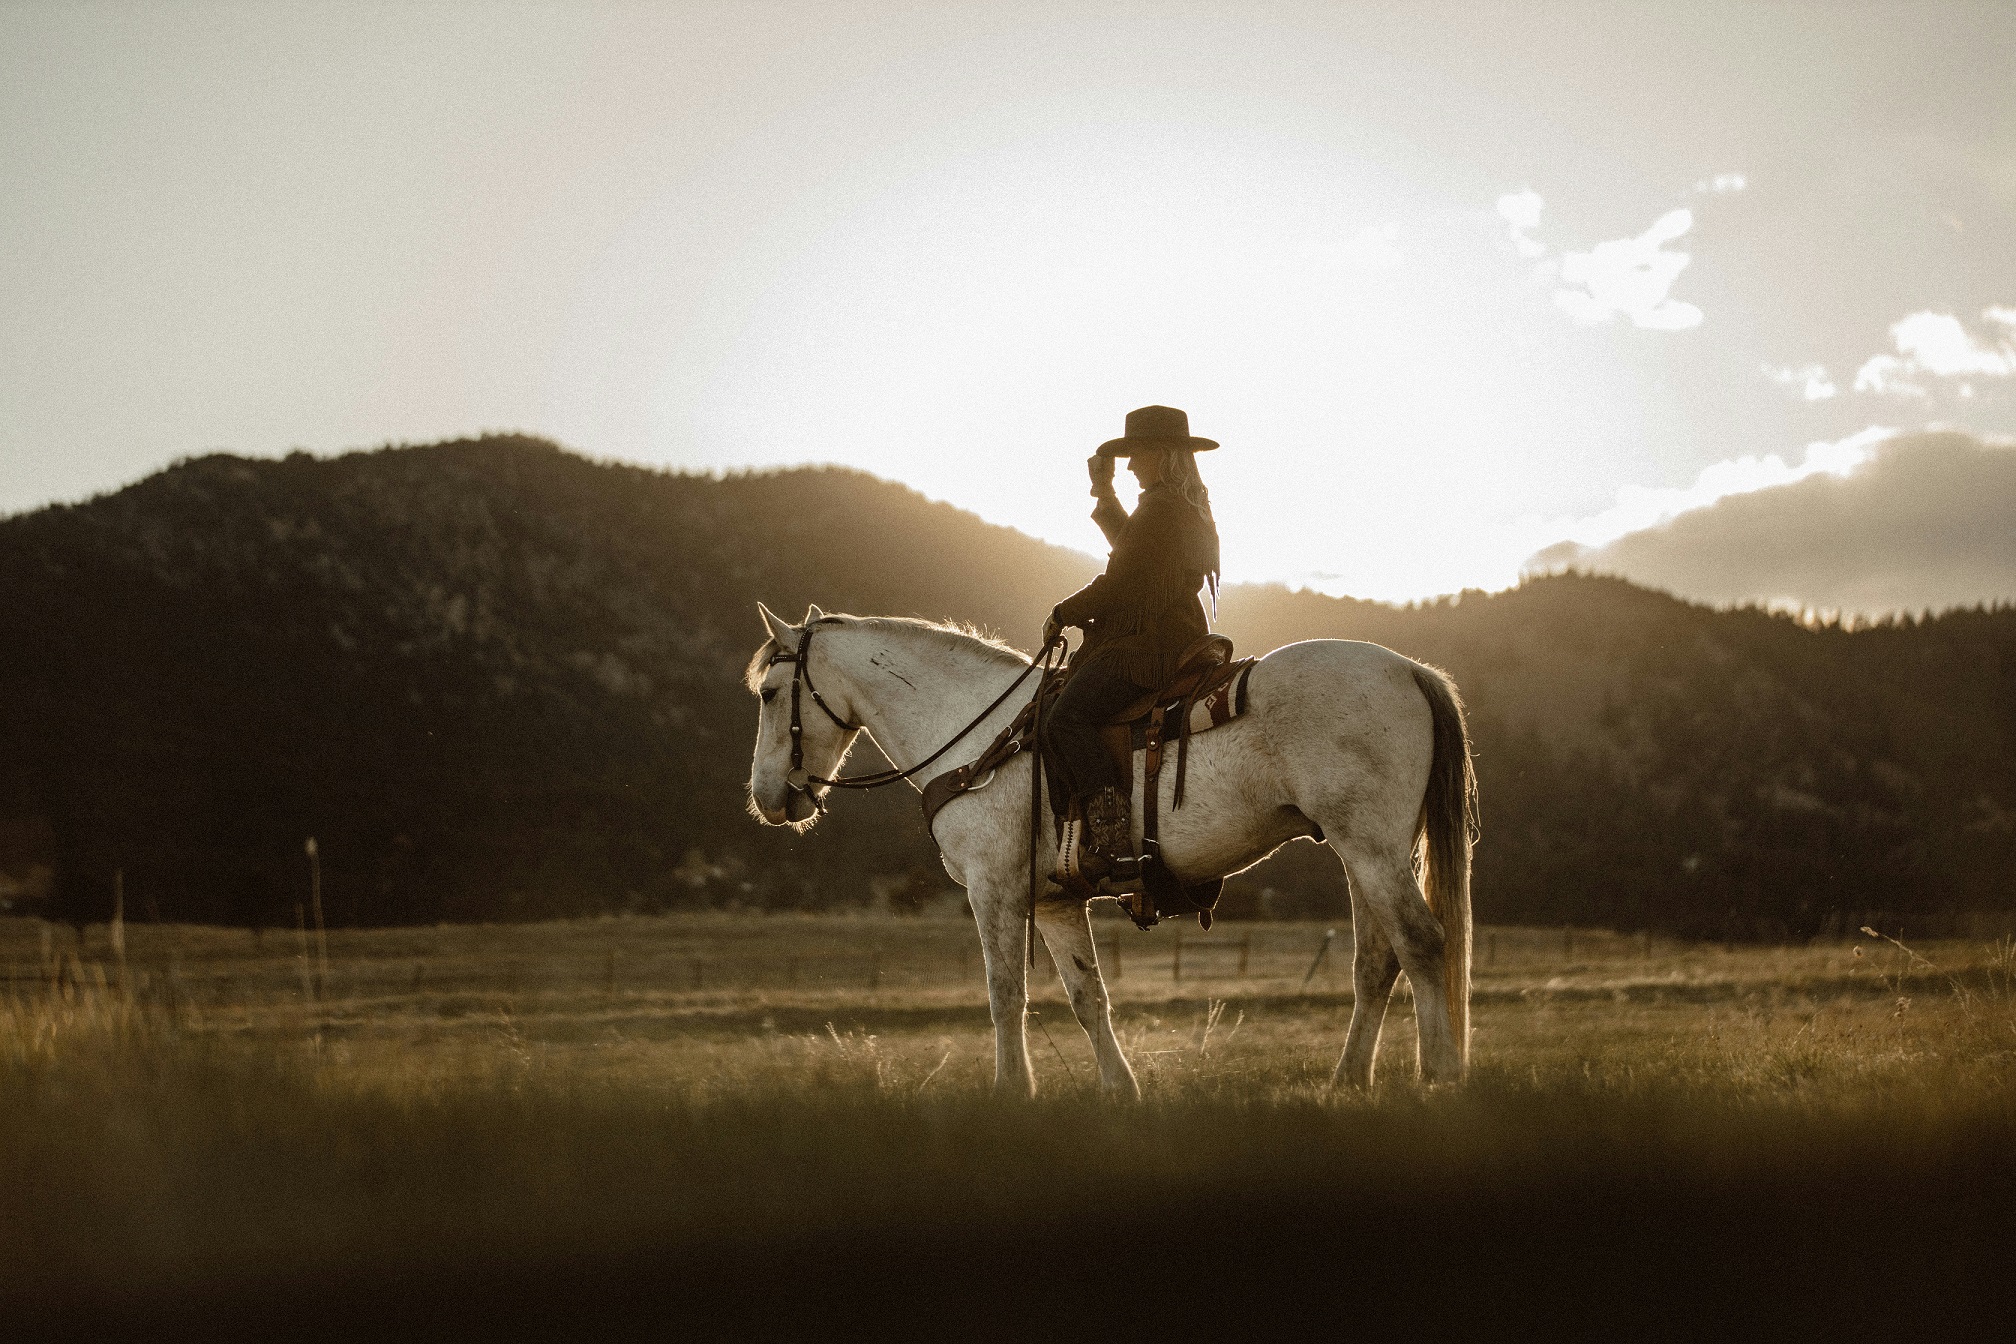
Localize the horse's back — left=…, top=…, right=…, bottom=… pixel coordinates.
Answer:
left=1248, top=638, right=1435, bottom=717
left=1240, top=638, right=1440, bottom=825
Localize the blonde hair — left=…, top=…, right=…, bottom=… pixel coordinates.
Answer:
left=1163, top=448, right=1212, bottom=517
left=1162, top=449, right=1220, bottom=618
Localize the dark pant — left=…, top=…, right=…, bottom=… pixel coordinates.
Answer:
left=1041, top=658, right=1144, bottom=812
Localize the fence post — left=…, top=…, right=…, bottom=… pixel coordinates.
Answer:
left=111, top=869, right=127, bottom=999
left=1301, top=928, right=1335, bottom=988
left=1237, top=934, right=1250, bottom=977
left=306, top=838, right=328, bottom=999
left=1172, top=930, right=1183, bottom=984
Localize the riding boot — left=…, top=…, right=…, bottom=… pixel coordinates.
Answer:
left=1053, top=799, right=1108, bottom=887
left=1084, top=785, right=1144, bottom=895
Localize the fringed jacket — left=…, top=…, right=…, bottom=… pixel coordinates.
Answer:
left=1052, top=483, right=1220, bottom=689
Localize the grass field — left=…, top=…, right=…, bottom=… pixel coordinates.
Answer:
left=4, top=911, right=2014, bottom=1337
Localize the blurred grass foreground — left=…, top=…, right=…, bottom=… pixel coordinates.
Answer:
left=4, top=912, right=2015, bottom=1337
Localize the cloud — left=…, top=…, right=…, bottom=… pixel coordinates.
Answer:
left=1496, top=189, right=1546, bottom=258
left=1695, top=172, right=1747, bottom=194
left=1525, top=431, right=2016, bottom=615
left=1764, top=363, right=1838, bottom=400
left=1554, top=209, right=1703, bottom=330
left=1853, top=307, right=2016, bottom=396
left=1853, top=354, right=1928, bottom=397
left=1528, top=427, right=1888, bottom=554
left=1891, top=311, right=2014, bottom=377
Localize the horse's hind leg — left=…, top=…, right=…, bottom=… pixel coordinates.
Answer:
left=1335, top=881, right=1402, bottom=1089
left=1035, top=898, right=1140, bottom=1099
left=970, top=876, right=1035, bottom=1097
left=1333, top=838, right=1461, bottom=1084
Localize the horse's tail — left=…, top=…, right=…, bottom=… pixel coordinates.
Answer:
left=1410, top=665, right=1479, bottom=1070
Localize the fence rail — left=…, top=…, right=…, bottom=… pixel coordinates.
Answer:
left=2, top=915, right=1946, bottom=1018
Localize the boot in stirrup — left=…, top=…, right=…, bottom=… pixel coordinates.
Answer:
left=1052, top=800, right=1106, bottom=891
left=1083, top=785, right=1144, bottom=897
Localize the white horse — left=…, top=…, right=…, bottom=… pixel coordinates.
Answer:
left=745, top=603, right=1477, bottom=1097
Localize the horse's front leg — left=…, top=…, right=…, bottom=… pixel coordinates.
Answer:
left=969, top=875, right=1035, bottom=1097
left=1035, top=896, right=1141, bottom=1099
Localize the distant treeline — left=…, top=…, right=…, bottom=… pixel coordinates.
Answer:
left=2, top=436, right=2010, bottom=937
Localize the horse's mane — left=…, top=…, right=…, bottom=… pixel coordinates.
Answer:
left=743, top=614, right=1028, bottom=692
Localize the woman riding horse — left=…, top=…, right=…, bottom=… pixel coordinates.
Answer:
left=1041, top=405, right=1221, bottom=893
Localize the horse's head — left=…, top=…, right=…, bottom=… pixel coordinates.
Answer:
left=745, top=601, right=861, bottom=829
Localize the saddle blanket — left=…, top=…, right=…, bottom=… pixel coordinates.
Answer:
left=1106, top=658, right=1256, bottom=753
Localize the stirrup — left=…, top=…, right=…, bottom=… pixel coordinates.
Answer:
left=1114, top=879, right=1156, bottom=929
left=1095, top=854, right=1145, bottom=898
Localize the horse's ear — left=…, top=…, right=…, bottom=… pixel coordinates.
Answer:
left=803, top=603, right=827, bottom=624
left=757, top=602, right=796, bottom=645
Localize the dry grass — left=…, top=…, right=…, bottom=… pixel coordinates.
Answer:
left=3, top=913, right=2013, bottom=1334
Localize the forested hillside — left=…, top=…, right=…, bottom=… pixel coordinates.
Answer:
left=1221, top=581, right=2016, bottom=936
left=2, top=436, right=2010, bottom=936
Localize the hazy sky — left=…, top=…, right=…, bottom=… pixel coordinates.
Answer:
left=3, top=1, right=2012, bottom=605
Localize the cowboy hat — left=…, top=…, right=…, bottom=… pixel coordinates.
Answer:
left=1097, top=405, right=1219, bottom=456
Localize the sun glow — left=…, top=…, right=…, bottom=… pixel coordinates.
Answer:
left=650, top=118, right=1642, bottom=602
left=10, top=5, right=2012, bottom=616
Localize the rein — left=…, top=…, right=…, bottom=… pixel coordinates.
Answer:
left=768, top=622, right=1060, bottom=811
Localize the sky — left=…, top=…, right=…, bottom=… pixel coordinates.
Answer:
left=3, top=1, right=2013, bottom=610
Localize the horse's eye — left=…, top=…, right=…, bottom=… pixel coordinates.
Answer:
left=761, top=687, right=777, bottom=704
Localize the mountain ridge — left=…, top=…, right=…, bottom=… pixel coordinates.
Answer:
left=3, top=436, right=2010, bottom=935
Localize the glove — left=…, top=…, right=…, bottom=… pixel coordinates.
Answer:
left=1087, top=453, right=1115, bottom=496
left=1041, top=612, right=1063, bottom=647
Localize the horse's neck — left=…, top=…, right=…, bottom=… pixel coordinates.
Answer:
left=827, top=627, right=1028, bottom=777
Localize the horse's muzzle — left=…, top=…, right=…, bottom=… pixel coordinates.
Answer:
left=752, top=780, right=822, bottom=826
left=785, top=780, right=827, bottom=823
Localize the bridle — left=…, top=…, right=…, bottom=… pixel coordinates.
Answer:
left=766, top=620, right=1060, bottom=815
left=766, top=617, right=1065, bottom=973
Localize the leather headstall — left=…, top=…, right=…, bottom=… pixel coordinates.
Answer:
left=766, top=622, right=859, bottom=813
left=768, top=622, right=1057, bottom=814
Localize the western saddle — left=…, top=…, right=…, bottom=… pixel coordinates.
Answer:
left=921, top=635, right=1257, bottom=929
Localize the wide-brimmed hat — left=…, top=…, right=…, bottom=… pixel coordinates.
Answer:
left=1097, top=405, right=1219, bottom=457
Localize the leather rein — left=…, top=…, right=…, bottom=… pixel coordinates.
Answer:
left=767, top=622, right=1061, bottom=815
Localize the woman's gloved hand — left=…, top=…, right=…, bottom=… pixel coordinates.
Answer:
left=1087, top=453, right=1115, bottom=496
left=1041, top=610, right=1064, bottom=647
